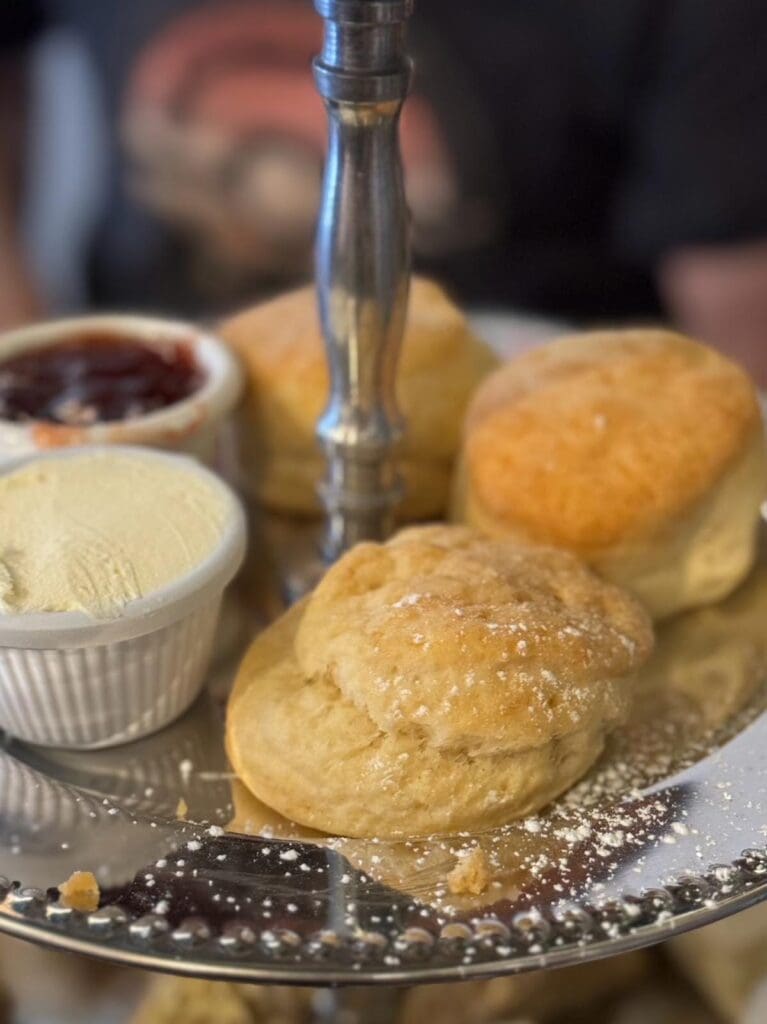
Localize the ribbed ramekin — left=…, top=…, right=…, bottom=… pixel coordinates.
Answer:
left=0, top=446, right=247, bottom=749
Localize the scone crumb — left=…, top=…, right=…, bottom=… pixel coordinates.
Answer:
left=447, top=846, right=490, bottom=896
left=58, top=871, right=100, bottom=912
left=176, top=797, right=188, bottom=820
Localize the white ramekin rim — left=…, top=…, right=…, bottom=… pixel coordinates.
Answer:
left=0, top=445, right=247, bottom=648
left=0, top=313, right=242, bottom=448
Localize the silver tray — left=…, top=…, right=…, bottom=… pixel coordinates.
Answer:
left=0, top=516, right=765, bottom=986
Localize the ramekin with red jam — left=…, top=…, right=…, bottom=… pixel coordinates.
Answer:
left=0, top=315, right=242, bottom=464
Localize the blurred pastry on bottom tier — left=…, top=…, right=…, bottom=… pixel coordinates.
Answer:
left=669, top=901, right=767, bottom=1024
left=398, top=950, right=650, bottom=1024
left=219, top=277, right=497, bottom=520
left=226, top=525, right=653, bottom=838
left=453, top=329, right=767, bottom=619
left=131, top=977, right=313, bottom=1024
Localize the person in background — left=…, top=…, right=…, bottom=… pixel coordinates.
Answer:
left=0, top=4, right=44, bottom=327
left=1, top=0, right=767, bottom=383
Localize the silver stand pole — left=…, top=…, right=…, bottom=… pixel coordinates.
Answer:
left=313, top=0, right=414, bottom=558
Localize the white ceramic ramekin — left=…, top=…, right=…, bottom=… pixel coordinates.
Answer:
left=0, top=446, right=247, bottom=749
left=0, top=314, right=242, bottom=466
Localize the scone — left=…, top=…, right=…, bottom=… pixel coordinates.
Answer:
left=226, top=525, right=653, bottom=838
left=668, top=902, right=767, bottom=1024
left=454, top=329, right=767, bottom=619
left=220, top=277, right=497, bottom=520
left=398, top=952, right=650, bottom=1024
left=130, top=976, right=312, bottom=1024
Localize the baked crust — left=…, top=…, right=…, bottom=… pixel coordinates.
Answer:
left=296, top=525, right=653, bottom=754
left=220, top=278, right=497, bottom=518
left=456, top=330, right=767, bottom=617
left=227, top=526, right=652, bottom=838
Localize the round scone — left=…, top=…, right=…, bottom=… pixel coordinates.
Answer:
left=454, top=330, right=767, bottom=619
left=220, top=277, right=497, bottom=520
left=227, top=525, right=653, bottom=838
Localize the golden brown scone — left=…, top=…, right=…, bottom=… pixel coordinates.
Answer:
left=227, top=525, right=652, bottom=838
left=454, top=329, right=767, bottom=619
left=220, top=278, right=497, bottom=519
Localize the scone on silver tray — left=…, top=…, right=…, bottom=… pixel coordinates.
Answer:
left=453, top=329, right=767, bottom=619
left=226, top=525, right=653, bottom=838
left=219, top=278, right=497, bottom=521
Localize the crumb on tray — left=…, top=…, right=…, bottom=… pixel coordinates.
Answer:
left=176, top=797, right=188, bottom=820
left=58, top=870, right=100, bottom=912
left=447, top=846, right=490, bottom=896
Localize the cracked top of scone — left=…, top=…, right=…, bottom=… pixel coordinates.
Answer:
left=295, top=525, right=654, bottom=755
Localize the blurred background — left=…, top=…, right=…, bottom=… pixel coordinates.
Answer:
left=2, top=0, right=767, bottom=381
left=2, top=0, right=767, bottom=1020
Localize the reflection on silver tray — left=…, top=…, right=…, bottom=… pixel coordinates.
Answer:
left=0, top=524, right=764, bottom=985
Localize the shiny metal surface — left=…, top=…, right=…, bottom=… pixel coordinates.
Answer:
left=0, top=534, right=765, bottom=984
left=313, top=0, right=413, bottom=557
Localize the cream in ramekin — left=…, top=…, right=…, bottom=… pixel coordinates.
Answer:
left=0, top=315, right=242, bottom=466
left=0, top=446, right=246, bottom=748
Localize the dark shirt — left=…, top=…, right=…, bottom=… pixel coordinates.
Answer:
left=413, top=0, right=767, bottom=317
left=0, top=3, right=45, bottom=54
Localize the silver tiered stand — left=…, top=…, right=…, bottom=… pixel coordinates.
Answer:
left=0, top=0, right=765, bottom=1012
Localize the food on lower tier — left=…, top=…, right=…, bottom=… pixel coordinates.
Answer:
left=0, top=449, right=229, bottom=617
left=0, top=333, right=203, bottom=425
left=453, top=329, right=767, bottom=619
left=131, top=977, right=313, bottom=1024
left=219, top=277, right=497, bottom=520
left=226, top=525, right=653, bottom=838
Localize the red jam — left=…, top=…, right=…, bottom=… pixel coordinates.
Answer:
left=0, top=333, right=204, bottom=425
